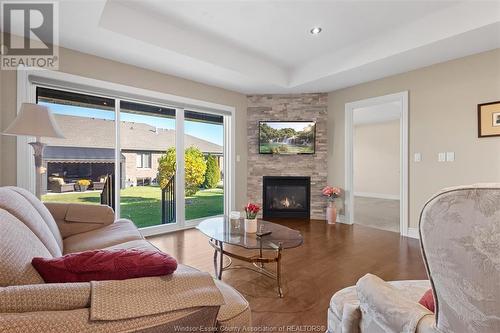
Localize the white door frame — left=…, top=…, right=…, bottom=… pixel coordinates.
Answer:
left=344, top=91, right=409, bottom=236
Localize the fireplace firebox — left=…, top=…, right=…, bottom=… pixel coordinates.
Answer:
left=262, top=176, right=310, bottom=218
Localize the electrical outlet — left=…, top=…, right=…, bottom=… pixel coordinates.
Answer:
left=438, top=153, right=446, bottom=162
left=414, top=153, right=422, bottom=162
left=446, top=152, right=455, bottom=162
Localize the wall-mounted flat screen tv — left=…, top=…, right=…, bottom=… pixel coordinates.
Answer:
left=259, top=121, right=316, bottom=154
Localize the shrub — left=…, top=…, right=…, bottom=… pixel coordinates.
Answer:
left=203, top=154, right=220, bottom=189
left=158, top=146, right=207, bottom=196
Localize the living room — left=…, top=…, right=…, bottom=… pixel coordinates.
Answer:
left=1, top=1, right=499, bottom=332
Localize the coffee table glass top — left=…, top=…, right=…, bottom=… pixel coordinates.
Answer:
left=197, top=216, right=303, bottom=250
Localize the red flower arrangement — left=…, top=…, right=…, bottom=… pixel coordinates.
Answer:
left=244, top=203, right=261, bottom=219
left=322, top=186, right=342, bottom=202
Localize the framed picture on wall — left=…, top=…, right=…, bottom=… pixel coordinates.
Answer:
left=478, top=101, right=500, bottom=137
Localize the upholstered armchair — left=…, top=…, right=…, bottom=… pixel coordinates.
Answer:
left=328, top=184, right=500, bottom=333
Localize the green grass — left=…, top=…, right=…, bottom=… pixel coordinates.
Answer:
left=42, top=186, right=223, bottom=228
left=260, top=142, right=314, bottom=154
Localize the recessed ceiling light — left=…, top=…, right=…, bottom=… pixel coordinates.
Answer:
left=310, top=27, right=322, bottom=35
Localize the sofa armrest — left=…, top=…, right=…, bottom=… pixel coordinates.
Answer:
left=45, top=202, right=115, bottom=238
left=0, top=283, right=91, bottom=313
left=356, top=274, right=434, bottom=333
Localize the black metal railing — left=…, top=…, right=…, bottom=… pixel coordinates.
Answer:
left=100, top=174, right=115, bottom=210
left=161, top=174, right=175, bottom=224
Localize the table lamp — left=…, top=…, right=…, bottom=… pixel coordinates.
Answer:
left=2, top=103, right=65, bottom=198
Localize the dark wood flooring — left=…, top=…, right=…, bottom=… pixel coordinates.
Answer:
left=148, top=219, right=427, bottom=328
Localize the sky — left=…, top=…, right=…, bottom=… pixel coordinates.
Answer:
left=42, top=102, right=224, bottom=146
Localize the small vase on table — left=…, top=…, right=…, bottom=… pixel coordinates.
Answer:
left=244, top=203, right=261, bottom=234
left=244, top=218, right=258, bottom=233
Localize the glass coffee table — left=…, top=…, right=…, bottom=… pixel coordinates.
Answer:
left=197, top=216, right=303, bottom=297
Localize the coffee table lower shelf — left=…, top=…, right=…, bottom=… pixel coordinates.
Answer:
left=209, top=238, right=284, bottom=297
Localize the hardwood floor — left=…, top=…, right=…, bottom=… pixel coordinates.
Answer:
left=148, top=219, right=427, bottom=328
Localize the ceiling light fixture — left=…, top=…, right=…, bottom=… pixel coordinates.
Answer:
left=310, top=27, right=322, bottom=35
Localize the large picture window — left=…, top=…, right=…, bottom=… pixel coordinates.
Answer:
left=29, top=80, right=233, bottom=234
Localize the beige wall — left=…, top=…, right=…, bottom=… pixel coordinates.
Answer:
left=328, top=48, right=500, bottom=228
left=354, top=120, right=400, bottom=197
left=0, top=36, right=248, bottom=209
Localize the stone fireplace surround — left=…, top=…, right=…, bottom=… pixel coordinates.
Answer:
left=247, top=93, right=328, bottom=220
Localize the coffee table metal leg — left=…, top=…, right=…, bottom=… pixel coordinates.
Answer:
left=218, top=241, right=224, bottom=280
left=213, top=239, right=219, bottom=279
left=277, top=243, right=283, bottom=298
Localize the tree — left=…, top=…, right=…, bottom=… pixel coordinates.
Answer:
left=203, top=154, right=220, bottom=189
left=158, top=146, right=207, bottom=196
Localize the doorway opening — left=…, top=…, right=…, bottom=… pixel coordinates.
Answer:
left=344, top=92, right=409, bottom=236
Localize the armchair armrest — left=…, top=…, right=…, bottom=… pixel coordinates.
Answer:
left=356, top=274, right=434, bottom=333
left=45, top=203, right=115, bottom=238
left=0, top=283, right=91, bottom=313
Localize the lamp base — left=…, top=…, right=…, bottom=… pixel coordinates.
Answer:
left=28, top=141, right=45, bottom=168
left=29, top=139, right=45, bottom=199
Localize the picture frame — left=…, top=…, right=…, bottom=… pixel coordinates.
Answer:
left=478, top=101, right=500, bottom=137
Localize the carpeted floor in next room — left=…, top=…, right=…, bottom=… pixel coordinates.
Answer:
left=354, top=196, right=400, bottom=233
left=147, top=219, right=426, bottom=328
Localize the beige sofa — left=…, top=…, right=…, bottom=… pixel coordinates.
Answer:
left=0, top=186, right=251, bottom=332
left=328, top=184, right=500, bottom=333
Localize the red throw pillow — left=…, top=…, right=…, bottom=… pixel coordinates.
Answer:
left=32, top=249, right=177, bottom=283
left=418, top=289, right=435, bottom=312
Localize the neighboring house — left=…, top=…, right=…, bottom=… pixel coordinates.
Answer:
left=42, top=114, right=223, bottom=192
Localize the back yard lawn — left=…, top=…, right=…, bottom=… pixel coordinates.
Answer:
left=42, top=186, right=223, bottom=228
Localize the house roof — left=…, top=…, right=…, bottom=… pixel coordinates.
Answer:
left=44, top=114, right=223, bottom=154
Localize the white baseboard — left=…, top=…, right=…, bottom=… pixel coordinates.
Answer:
left=406, top=227, right=420, bottom=239
left=354, top=192, right=400, bottom=200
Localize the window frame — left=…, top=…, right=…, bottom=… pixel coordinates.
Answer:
left=17, top=66, right=235, bottom=236
left=136, top=152, right=151, bottom=169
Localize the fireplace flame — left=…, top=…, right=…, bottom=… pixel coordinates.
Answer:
left=281, top=197, right=290, bottom=208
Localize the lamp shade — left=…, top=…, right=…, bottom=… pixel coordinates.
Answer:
left=3, top=103, right=65, bottom=139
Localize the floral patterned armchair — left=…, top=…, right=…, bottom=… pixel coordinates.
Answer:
left=327, top=184, right=500, bottom=333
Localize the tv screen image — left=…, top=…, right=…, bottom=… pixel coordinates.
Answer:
left=259, top=121, right=316, bottom=154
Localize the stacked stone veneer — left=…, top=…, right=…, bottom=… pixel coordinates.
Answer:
left=247, top=93, right=328, bottom=220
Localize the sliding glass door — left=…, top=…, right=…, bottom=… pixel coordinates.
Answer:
left=37, top=87, right=116, bottom=207
left=118, top=100, right=176, bottom=228
left=184, top=110, right=225, bottom=221
left=35, top=85, right=230, bottom=233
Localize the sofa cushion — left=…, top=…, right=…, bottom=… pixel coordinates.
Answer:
left=63, top=219, right=143, bottom=254
left=7, top=186, right=63, bottom=251
left=0, top=188, right=62, bottom=257
left=0, top=209, right=50, bottom=286
left=32, top=249, right=178, bottom=283
left=0, top=306, right=219, bottom=332
left=104, top=239, right=160, bottom=252
left=214, top=279, right=251, bottom=329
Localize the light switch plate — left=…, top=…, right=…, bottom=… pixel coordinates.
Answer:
left=438, top=153, right=446, bottom=162
left=236, top=155, right=240, bottom=162
left=414, top=153, right=422, bottom=162
left=446, top=152, right=455, bottom=162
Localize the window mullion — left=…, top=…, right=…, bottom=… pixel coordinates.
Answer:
left=175, top=108, right=185, bottom=225
left=114, top=98, right=121, bottom=218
